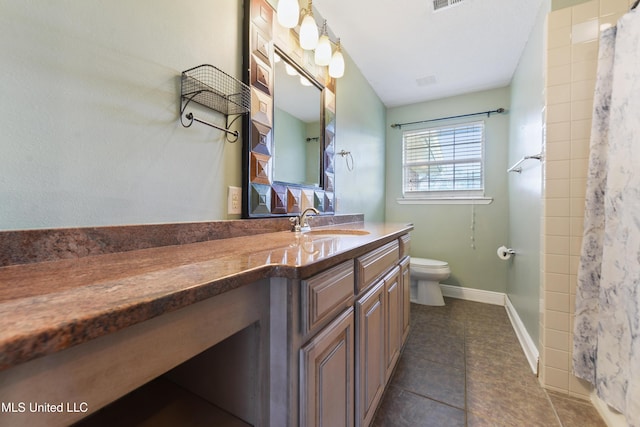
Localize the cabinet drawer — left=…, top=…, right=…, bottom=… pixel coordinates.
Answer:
left=355, top=240, right=399, bottom=294
left=301, top=261, right=355, bottom=337
left=399, top=234, right=411, bottom=259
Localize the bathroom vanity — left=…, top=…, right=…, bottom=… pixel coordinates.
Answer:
left=0, top=220, right=412, bottom=427
left=272, top=229, right=411, bottom=427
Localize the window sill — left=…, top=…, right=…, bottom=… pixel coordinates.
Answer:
left=396, top=196, right=493, bottom=205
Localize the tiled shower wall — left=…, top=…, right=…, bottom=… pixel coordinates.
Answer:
left=541, top=0, right=635, bottom=397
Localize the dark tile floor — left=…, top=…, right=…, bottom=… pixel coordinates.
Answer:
left=372, top=298, right=606, bottom=427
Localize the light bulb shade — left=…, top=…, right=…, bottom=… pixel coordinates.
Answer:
left=299, top=15, right=319, bottom=50
left=314, top=35, right=332, bottom=66
left=277, top=0, right=299, bottom=29
left=285, top=63, right=298, bottom=76
left=300, top=76, right=312, bottom=86
left=329, top=50, right=345, bottom=78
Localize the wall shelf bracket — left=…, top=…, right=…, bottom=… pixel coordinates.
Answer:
left=179, top=64, right=250, bottom=142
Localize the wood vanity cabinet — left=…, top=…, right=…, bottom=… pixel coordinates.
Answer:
left=399, top=256, right=411, bottom=344
left=300, top=307, right=355, bottom=427
left=355, top=278, right=386, bottom=427
left=293, top=234, right=411, bottom=427
left=299, top=261, right=356, bottom=427
left=398, top=233, right=412, bottom=344
left=258, top=236, right=409, bottom=427
left=384, top=265, right=402, bottom=383
left=267, top=259, right=354, bottom=427
left=353, top=264, right=401, bottom=427
left=353, top=239, right=405, bottom=427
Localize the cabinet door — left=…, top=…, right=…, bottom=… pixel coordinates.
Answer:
left=399, top=256, right=411, bottom=345
left=300, top=307, right=355, bottom=427
left=355, top=280, right=385, bottom=427
left=384, top=266, right=401, bottom=382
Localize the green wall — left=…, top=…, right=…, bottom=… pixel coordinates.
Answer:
left=0, top=0, right=387, bottom=230
left=0, top=0, right=245, bottom=229
left=385, top=88, right=511, bottom=293
left=273, top=108, right=307, bottom=184
left=333, top=52, right=387, bottom=222
left=506, top=0, right=550, bottom=349
left=305, top=121, right=321, bottom=185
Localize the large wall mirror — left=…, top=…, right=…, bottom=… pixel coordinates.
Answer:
left=243, top=0, right=336, bottom=218
left=273, top=48, right=322, bottom=187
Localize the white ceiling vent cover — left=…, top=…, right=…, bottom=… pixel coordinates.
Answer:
left=433, top=0, right=465, bottom=12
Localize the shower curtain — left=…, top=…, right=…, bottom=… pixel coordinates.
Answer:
left=573, top=7, right=640, bottom=427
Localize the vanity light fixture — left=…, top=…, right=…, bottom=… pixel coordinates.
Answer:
left=277, top=0, right=299, bottom=28
left=276, top=1, right=345, bottom=78
left=299, top=0, right=319, bottom=50
left=314, top=20, right=332, bottom=66
left=329, top=38, right=345, bottom=78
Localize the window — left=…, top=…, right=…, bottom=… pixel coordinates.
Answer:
left=401, top=121, right=485, bottom=200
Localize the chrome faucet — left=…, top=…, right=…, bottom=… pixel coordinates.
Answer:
left=290, top=207, right=320, bottom=232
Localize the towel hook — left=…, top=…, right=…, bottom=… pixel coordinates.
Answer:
left=338, top=150, right=354, bottom=171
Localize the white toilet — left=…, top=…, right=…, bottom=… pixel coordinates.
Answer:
left=410, top=257, right=451, bottom=306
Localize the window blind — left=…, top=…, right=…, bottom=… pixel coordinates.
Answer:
left=402, top=121, right=484, bottom=195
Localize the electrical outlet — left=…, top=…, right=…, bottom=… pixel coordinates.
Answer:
left=227, top=186, right=242, bottom=215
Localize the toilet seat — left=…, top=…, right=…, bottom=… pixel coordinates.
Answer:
left=410, top=258, right=449, bottom=270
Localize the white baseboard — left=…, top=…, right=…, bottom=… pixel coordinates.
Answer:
left=505, top=296, right=539, bottom=375
left=436, top=285, right=539, bottom=375
left=591, top=391, right=629, bottom=427
left=439, top=284, right=505, bottom=306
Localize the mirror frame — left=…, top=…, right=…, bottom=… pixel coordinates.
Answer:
left=242, top=0, right=336, bottom=218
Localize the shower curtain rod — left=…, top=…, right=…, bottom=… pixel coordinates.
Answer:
left=390, top=108, right=505, bottom=129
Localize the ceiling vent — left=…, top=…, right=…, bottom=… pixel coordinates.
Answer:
left=433, top=0, right=465, bottom=12
left=416, top=75, right=437, bottom=86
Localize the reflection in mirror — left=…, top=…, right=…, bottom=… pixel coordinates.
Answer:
left=273, top=51, right=322, bottom=187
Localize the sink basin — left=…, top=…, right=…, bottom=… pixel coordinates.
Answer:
left=304, top=229, right=371, bottom=236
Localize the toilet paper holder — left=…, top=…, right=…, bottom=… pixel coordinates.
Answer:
left=497, top=246, right=516, bottom=260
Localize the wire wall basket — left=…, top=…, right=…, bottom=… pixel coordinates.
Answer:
left=180, top=65, right=250, bottom=140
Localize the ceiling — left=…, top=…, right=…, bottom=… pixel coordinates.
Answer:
left=313, top=0, right=544, bottom=107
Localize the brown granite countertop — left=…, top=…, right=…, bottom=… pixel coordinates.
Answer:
left=0, top=222, right=412, bottom=371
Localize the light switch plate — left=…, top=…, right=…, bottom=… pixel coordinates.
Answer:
left=227, top=186, right=242, bottom=215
